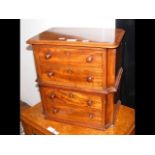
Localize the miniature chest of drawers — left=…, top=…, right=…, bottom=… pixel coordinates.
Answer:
left=27, top=28, right=125, bottom=130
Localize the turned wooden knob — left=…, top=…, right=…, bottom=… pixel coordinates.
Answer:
left=50, top=93, right=56, bottom=99
left=87, top=75, right=94, bottom=82
left=52, top=108, right=59, bottom=114
left=87, top=100, right=93, bottom=106
left=47, top=71, right=55, bottom=77
left=45, top=52, right=52, bottom=59
left=86, top=55, right=93, bottom=63
left=88, top=113, right=94, bottom=119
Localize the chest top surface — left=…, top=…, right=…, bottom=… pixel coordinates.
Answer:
left=27, top=28, right=125, bottom=48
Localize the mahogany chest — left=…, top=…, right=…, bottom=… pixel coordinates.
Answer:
left=27, top=28, right=125, bottom=130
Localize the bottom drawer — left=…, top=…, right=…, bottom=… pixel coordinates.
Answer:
left=44, top=104, right=105, bottom=130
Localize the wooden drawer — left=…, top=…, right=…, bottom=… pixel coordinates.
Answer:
left=39, top=64, right=105, bottom=89
left=40, top=87, right=104, bottom=110
left=45, top=103, right=104, bottom=129
left=36, top=46, right=105, bottom=68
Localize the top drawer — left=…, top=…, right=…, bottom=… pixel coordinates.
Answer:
left=34, top=46, right=105, bottom=68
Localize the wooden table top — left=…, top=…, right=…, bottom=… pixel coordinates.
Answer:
left=26, top=28, right=125, bottom=48
left=21, top=103, right=135, bottom=135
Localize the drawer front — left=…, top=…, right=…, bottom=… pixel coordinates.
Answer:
left=45, top=103, right=104, bottom=128
left=39, top=64, right=105, bottom=89
left=40, top=87, right=104, bottom=110
left=36, top=46, right=105, bottom=68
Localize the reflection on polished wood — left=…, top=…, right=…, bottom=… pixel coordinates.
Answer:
left=27, top=28, right=125, bottom=48
left=21, top=103, right=135, bottom=135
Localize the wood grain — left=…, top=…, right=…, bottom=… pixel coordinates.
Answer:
left=105, top=49, right=116, bottom=127
left=39, top=86, right=105, bottom=129
left=39, top=64, right=104, bottom=89
left=40, top=87, right=104, bottom=110
left=45, top=103, right=104, bottom=130
left=33, top=45, right=106, bottom=90
left=38, top=66, right=123, bottom=95
left=36, top=45, right=104, bottom=68
left=21, top=103, right=135, bottom=135
left=26, top=28, right=125, bottom=48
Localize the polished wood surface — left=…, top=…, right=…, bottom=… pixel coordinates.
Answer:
left=36, top=46, right=104, bottom=68
left=27, top=28, right=125, bottom=48
left=45, top=104, right=104, bottom=129
left=27, top=28, right=125, bottom=130
left=105, top=49, right=116, bottom=127
left=39, top=64, right=104, bottom=89
left=38, top=67, right=123, bottom=95
left=40, top=87, right=103, bottom=110
left=21, top=103, right=135, bottom=135
left=34, top=45, right=106, bottom=90
left=40, top=87, right=105, bottom=129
